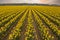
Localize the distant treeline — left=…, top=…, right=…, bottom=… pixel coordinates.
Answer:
left=0, top=3, right=60, bottom=7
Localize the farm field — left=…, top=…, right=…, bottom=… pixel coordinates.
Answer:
left=0, top=6, right=60, bottom=40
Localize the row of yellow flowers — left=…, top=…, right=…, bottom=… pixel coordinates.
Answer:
left=32, top=10, right=55, bottom=40
left=0, top=9, right=26, bottom=39
left=24, top=10, right=37, bottom=40
left=0, top=10, right=20, bottom=27
left=8, top=10, right=28, bottom=40
left=34, top=9, right=60, bottom=39
left=37, top=9, right=60, bottom=27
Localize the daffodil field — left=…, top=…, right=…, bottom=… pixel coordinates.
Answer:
left=0, top=6, right=60, bottom=40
